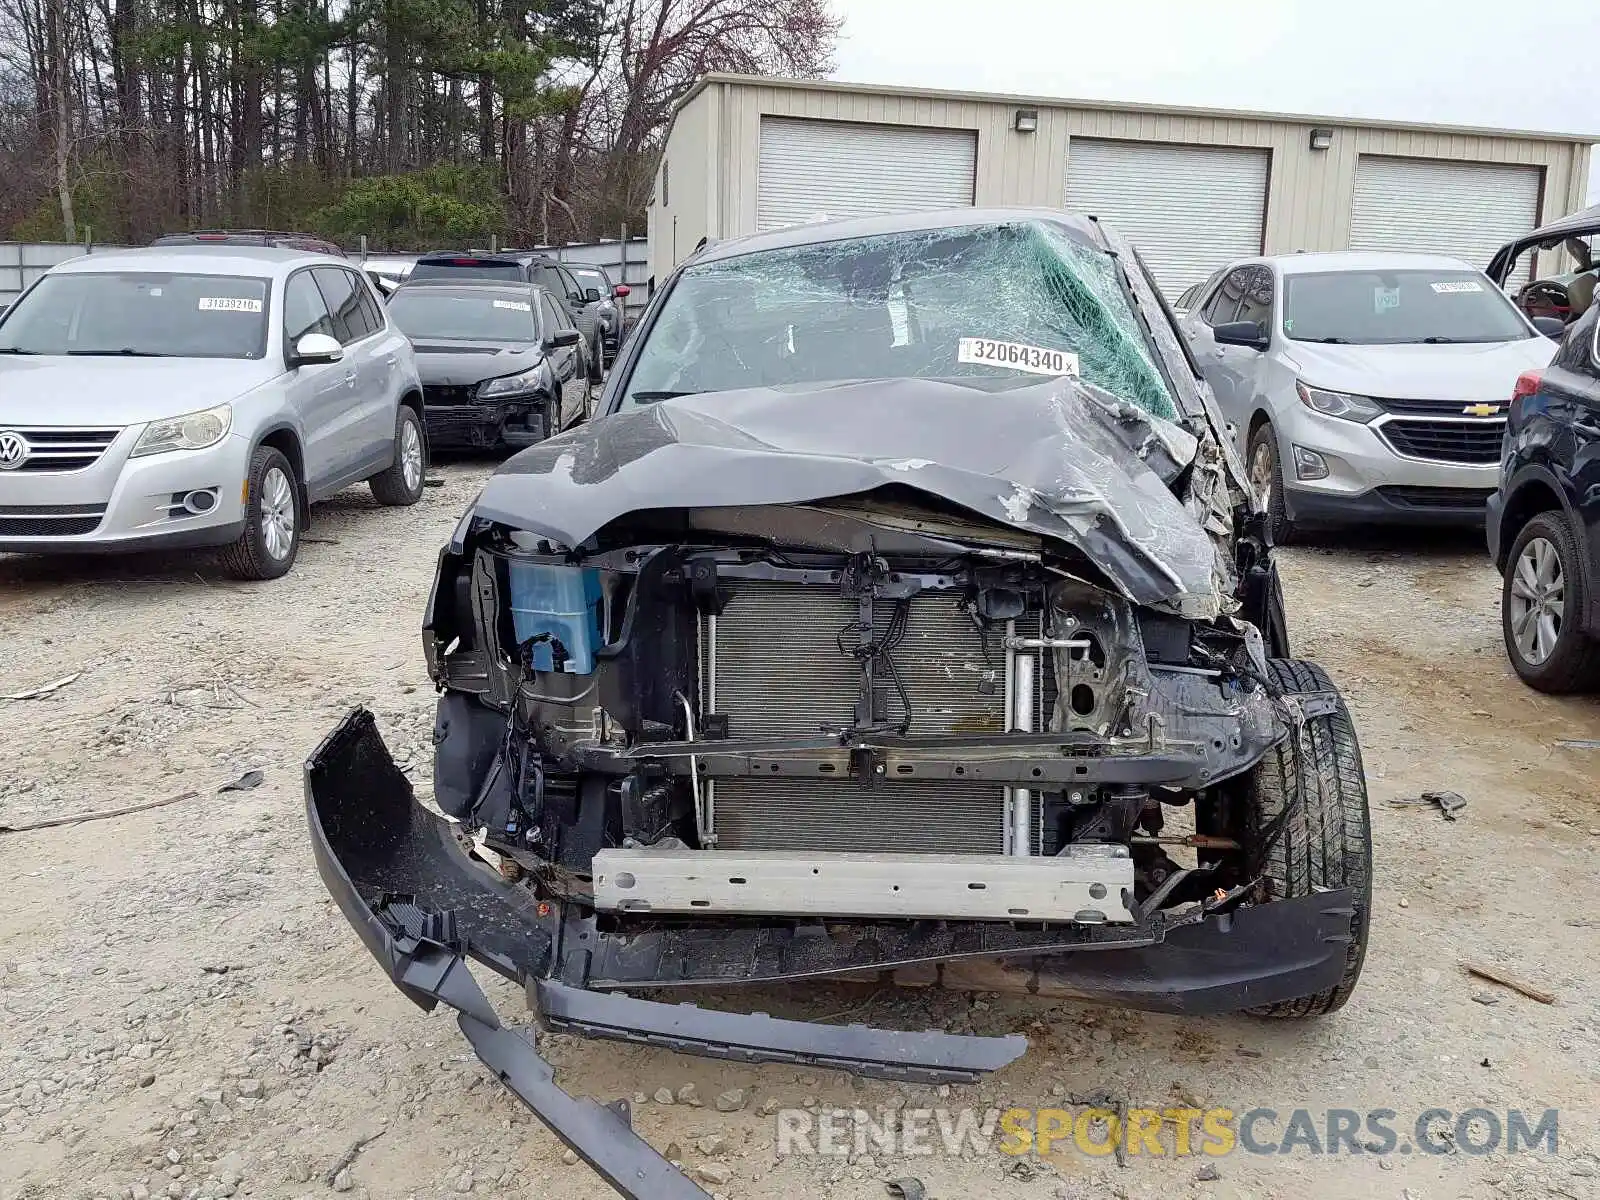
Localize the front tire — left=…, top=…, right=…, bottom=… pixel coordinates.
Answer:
left=1501, top=510, right=1600, bottom=692
left=1244, top=659, right=1372, bottom=1018
left=1248, top=422, right=1297, bottom=547
left=219, top=446, right=300, bottom=581
left=369, top=405, right=426, bottom=506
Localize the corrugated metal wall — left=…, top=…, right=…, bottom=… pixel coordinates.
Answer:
left=648, top=86, right=714, bottom=279
left=652, top=79, right=1592, bottom=282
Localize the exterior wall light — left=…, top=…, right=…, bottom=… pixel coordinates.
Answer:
left=1309, top=128, right=1333, bottom=151
left=1014, top=109, right=1039, bottom=133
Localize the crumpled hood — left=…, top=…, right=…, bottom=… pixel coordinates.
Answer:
left=0, top=355, right=284, bottom=424
left=1284, top=337, right=1556, bottom=402
left=412, top=341, right=544, bottom=388
left=472, top=378, right=1221, bottom=612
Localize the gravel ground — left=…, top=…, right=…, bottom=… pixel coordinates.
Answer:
left=2, top=462, right=1597, bottom=1200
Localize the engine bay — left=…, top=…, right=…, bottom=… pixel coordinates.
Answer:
left=425, top=499, right=1285, bottom=921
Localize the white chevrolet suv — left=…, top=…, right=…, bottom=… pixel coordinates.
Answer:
left=1179, top=251, right=1559, bottom=542
left=0, top=246, right=425, bottom=578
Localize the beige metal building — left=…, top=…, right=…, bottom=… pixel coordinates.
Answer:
left=647, top=74, right=1595, bottom=294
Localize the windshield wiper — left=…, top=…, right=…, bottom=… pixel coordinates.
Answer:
left=0, top=347, right=36, bottom=354
left=630, top=389, right=703, bottom=402
left=1417, top=336, right=1456, bottom=344
left=66, top=347, right=170, bottom=357
left=1307, top=336, right=1351, bottom=344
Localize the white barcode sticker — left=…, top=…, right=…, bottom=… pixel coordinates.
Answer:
left=958, top=337, right=1079, bottom=377
left=493, top=299, right=532, bottom=312
left=1431, top=280, right=1484, bottom=294
left=197, top=297, right=263, bottom=313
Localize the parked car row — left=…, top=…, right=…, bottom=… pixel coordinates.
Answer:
left=0, top=245, right=427, bottom=580
left=0, top=232, right=644, bottom=580
left=6, top=208, right=1600, bottom=710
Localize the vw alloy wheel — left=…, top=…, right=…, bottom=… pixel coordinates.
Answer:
left=260, top=466, right=296, bottom=561
left=401, top=419, right=424, bottom=494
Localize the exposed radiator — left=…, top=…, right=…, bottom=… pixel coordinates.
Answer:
left=702, top=580, right=1051, bottom=855
left=712, top=778, right=1006, bottom=855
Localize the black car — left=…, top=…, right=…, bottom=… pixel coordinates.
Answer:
left=305, top=210, right=1369, bottom=1198
left=566, top=262, right=630, bottom=363
left=1488, top=299, right=1600, bottom=690
left=409, top=251, right=602, bottom=380
left=386, top=281, right=590, bottom=451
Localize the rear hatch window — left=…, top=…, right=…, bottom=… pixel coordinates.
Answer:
left=411, top=258, right=525, bottom=284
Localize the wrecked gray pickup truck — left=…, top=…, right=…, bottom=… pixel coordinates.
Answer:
left=306, top=210, right=1371, bottom=1198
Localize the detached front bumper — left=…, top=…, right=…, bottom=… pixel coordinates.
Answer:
left=306, top=709, right=1355, bottom=1199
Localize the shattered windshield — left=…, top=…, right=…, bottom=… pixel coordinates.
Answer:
left=624, top=221, right=1177, bottom=420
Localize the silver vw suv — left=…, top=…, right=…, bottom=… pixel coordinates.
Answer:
left=0, top=245, right=426, bottom=578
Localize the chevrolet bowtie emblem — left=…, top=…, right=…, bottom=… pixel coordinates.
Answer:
left=1462, top=403, right=1501, bottom=418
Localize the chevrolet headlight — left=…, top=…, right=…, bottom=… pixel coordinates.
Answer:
left=130, top=404, right=233, bottom=457
left=1295, top=382, right=1381, bottom=423
left=479, top=368, right=544, bottom=399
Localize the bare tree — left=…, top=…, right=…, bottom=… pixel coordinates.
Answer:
left=0, top=0, right=841, bottom=244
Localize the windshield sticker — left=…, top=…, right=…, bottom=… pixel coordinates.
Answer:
left=493, top=299, right=532, bottom=312
left=197, top=297, right=262, bottom=313
left=1373, top=287, right=1401, bottom=314
left=1431, top=280, right=1484, bottom=294
left=958, top=337, right=1080, bottom=377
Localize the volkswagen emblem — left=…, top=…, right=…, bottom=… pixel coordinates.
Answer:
left=0, top=430, right=30, bottom=470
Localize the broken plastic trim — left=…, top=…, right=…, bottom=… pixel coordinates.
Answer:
left=304, top=709, right=1030, bottom=1199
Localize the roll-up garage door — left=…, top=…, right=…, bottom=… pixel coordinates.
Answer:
left=757, top=117, right=977, bottom=232
left=1349, top=156, right=1542, bottom=279
left=1066, top=139, right=1269, bottom=296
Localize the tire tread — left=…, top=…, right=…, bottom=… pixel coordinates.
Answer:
left=218, top=445, right=297, bottom=582
left=369, top=406, right=425, bottom=507
left=1246, top=658, right=1371, bottom=1018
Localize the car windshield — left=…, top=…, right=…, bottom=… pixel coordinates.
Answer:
left=572, top=268, right=608, bottom=293
left=623, top=220, right=1177, bottom=419
left=0, top=271, right=269, bottom=358
left=1282, top=269, right=1531, bottom=345
left=410, top=259, right=525, bottom=284
left=388, top=288, right=539, bottom=342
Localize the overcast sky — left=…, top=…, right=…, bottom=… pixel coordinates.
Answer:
left=832, top=0, right=1600, bottom=204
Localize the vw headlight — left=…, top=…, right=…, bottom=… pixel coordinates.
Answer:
left=131, top=404, right=233, bottom=457
left=1295, top=382, right=1381, bottom=423
left=479, top=368, right=544, bottom=399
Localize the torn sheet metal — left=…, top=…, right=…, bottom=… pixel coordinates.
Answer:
left=475, top=377, right=1223, bottom=614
